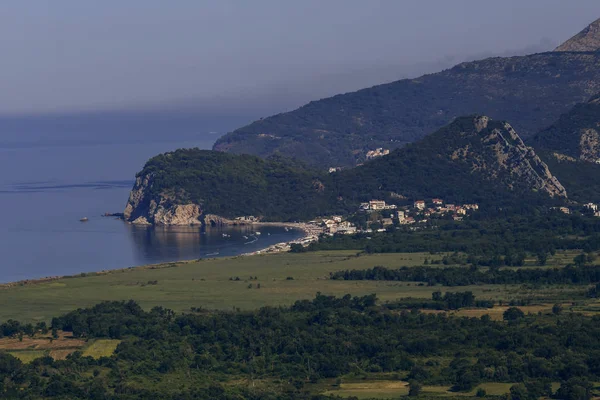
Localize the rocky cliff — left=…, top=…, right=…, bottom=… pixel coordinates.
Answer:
left=332, top=116, right=568, bottom=204
left=123, top=174, right=203, bottom=225
left=555, top=18, right=600, bottom=52
left=451, top=117, right=567, bottom=198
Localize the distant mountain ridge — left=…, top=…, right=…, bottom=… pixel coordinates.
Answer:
left=214, top=19, right=600, bottom=168
left=555, top=17, right=600, bottom=52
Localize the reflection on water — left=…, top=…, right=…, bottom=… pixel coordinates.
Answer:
left=0, top=135, right=304, bottom=283
left=127, top=224, right=302, bottom=264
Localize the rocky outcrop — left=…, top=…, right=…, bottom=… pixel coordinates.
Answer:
left=453, top=117, right=567, bottom=198
left=555, top=18, right=600, bottom=52
left=579, top=128, right=600, bottom=162
left=124, top=174, right=203, bottom=225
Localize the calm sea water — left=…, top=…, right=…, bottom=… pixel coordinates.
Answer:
left=0, top=118, right=302, bottom=283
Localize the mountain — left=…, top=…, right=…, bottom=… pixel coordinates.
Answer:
left=123, top=150, right=332, bottom=224
left=125, top=116, right=566, bottom=225
left=555, top=17, right=600, bottom=52
left=528, top=93, right=600, bottom=203
left=332, top=116, right=567, bottom=205
left=530, top=93, right=600, bottom=162
left=214, top=24, right=600, bottom=168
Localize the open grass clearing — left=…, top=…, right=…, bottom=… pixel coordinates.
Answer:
left=0, top=332, right=120, bottom=363
left=0, top=250, right=593, bottom=323
left=0, top=251, right=523, bottom=322
left=82, top=339, right=121, bottom=358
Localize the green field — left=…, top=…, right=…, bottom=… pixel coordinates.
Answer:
left=322, top=380, right=517, bottom=399
left=0, top=250, right=586, bottom=322
left=82, top=339, right=122, bottom=358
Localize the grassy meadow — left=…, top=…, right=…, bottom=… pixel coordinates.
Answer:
left=0, top=249, right=589, bottom=323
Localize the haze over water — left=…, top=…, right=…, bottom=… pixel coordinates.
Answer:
left=0, top=115, right=302, bottom=283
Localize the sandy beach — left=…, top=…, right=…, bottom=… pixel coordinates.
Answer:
left=242, top=222, right=324, bottom=255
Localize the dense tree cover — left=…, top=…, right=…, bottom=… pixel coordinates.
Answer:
left=309, top=212, right=600, bottom=255
left=541, top=152, right=600, bottom=203
left=329, top=264, right=600, bottom=286
left=3, top=296, right=600, bottom=398
left=530, top=93, right=600, bottom=160
left=214, top=52, right=600, bottom=167
left=385, top=291, right=494, bottom=311
left=130, top=150, right=337, bottom=221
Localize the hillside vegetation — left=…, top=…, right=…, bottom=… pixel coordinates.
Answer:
left=214, top=52, right=600, bottom=167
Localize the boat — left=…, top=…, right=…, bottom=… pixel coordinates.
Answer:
left=284, top=227, right=289, bottom=231
left=79, top=217, right=89, bottom=222
left=222, top=233, right=230, bottom=238
left=255, top=232, right=261, bottom=235
left=243, top=236, right=248, bottom=239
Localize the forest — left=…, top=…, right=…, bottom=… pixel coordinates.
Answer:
left=1, top=296, right=599, bottom=399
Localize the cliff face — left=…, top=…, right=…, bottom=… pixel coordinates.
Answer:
left=123, top=174, right=203, bottom=225
left=456, top=117, right=567, bottom=198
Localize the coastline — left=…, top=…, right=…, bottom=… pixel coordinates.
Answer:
left=0, top=222, right=323, bottom=288
left=242, top=222, right=324, bottom=256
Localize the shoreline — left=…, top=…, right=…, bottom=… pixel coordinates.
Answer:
left=242, top=222, right=324, bottom=256
left=0, top=222, right=324, bottom=288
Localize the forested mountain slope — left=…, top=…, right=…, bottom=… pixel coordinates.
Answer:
left=530, top=93, right=600, bottom=162
left=214, top=52, right=600, bottom=168
left=332, top=115, right=567, bottom=206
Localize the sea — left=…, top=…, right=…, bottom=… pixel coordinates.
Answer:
left=0, top=113, right=303, bottom=283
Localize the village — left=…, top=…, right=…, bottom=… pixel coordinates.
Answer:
left=551, top=202, right=600, bottom=217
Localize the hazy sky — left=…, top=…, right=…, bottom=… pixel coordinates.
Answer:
left=1, top=0, right=599, bottom=116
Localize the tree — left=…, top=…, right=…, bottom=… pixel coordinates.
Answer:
left=553, top=303, right=563, bottom=315
left=574, top=253, right=587, bottom=267
left=476, top=388, right=487, bottom=397
left=510, top=383, right=529, bottom=400
left=503, top=307, right=525, bottom=321
left=408, top=380, right=422, bottom=397
left=537, top=251, right=548, bottom=266
left=556, top=378, right=593, bottom=400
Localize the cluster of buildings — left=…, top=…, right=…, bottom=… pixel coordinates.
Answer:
left=365, top=148, right=390, bottom=160
left=360, top=198, right=479, bottom=225
left=234, top=215, right=258, bottom=222
left=400, top=199, right=479, bottom=223
left=552, top=203, right=600, bottom=217
left=319, top=216, right=358, bottom=235
left=360, top=200, right=398, bottom=211
left=584, top=203, right=600, bottom=217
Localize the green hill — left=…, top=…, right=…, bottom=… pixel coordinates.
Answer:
left=123, top=150, right=333, bottom=223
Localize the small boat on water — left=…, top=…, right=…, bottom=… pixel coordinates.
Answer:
left=243, top=236, right=248, bottom=239
left=284, top=227, right=289, bottom=231
left=222, top=233, right=230, bottom=238
left=80, top=217, right=89, bottom=222
left=255, top=232, right=261, bottom=235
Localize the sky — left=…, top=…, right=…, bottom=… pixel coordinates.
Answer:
left=0, top=0, right=599, bottom=116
